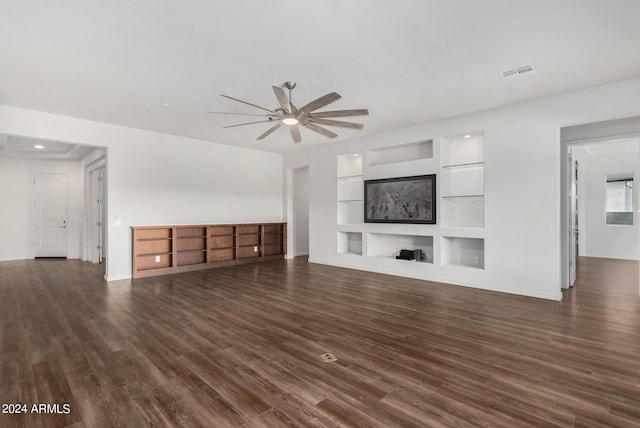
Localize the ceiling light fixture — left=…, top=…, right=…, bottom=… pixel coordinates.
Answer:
left=464, top=135, right=471, bottom=139
left=34, top=144, right=44, bottom=149
left=282, top=116, right=298, bottom=126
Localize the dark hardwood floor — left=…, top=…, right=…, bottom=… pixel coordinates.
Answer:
left=1, top=256, right=639, bottom=427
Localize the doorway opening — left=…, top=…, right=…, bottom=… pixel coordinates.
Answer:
left=561, top=116, right=640, bottom=289
left=287, top=166, right=310, bottom=259
left=1, top=133, right=107, bottom=272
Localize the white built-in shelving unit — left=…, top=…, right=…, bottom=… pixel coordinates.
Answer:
left=440, top=132, right=485, bottom=269
left=337, top=153, right=364, bottom=255
left=336, top=141, right=437, bottom=264
left=337, top=153, right=363, bottom=226
left=335, top=133, right=485, bottom=272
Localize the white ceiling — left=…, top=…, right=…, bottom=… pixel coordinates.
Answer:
left=0, top=134, right=100, bottom=159
left=2, top=1, right=640, bottom=153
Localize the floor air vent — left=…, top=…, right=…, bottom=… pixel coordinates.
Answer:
left=320, top=353, right=338, bottom=362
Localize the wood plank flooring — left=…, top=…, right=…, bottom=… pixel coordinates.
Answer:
left=0, top=256, right=639, bottom=427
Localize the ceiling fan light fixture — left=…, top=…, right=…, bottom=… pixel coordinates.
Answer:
left=216, top=83, right=368, bottom=143
left=282, top=116, right=299, bottom=126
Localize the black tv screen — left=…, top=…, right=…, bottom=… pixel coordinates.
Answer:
left=364, top=174, right=436, bottom=224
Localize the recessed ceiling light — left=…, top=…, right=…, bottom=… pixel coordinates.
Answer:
left=353, top=154, right=359, bottom=157
left=162, top=103, right=169, bottom=107
left=464, top=135, right=471, bottom=139
left=34, top=145, right=44, bottom=149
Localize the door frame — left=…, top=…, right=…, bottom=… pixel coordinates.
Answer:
left=83, top=155, right=107, bottom=267
left=561, top=116, right=640, bottom=288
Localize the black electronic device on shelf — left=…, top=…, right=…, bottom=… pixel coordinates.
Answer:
left=396, top=249, right=425, bottom=261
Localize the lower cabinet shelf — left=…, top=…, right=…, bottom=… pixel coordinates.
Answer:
left=136, top=253, right=173, bottom=270
left=338, top=232, right=363, bottom=255
left=176, top=250, right=207, bottom=267
left=132, top=222, right=286, bottom=278
left=442, top=236, right=484, bottom=270
left=367, top=233, right=434, bottom=263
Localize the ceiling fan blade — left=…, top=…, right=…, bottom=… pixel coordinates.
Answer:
left=307, top=109, right=369, bottom=118
left=207, top=111, right=270, bottom=117
left=220, top=94, right=276, bottom=114
left=298, top=92, right=341, bottom=114
left=290, top=125, right=302, bottom=143
left=257, top=123, right=282, bottom=140
left=306, top=118, right=364, bottom=129
left=223, top=120, right=275, bottom=128
left=272, top=86, right=291, bottom=114
left=301, top=122, right=338, bottom=138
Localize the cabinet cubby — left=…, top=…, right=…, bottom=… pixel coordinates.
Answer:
left=442, top=236, right=484, bottom=269
left=441, top=132, right=485, bottom=230
left=338, top=232, right=363, bottom=255
left=441, top=163, right=484, bottom=197
left=440, top=134, right=483, bottom=166
left=263, top=223, right=286, bottom=256
left=367, top=140, right=433, bottom=166
left=210, top=225, right=236, bottom=262
left=367, top=233, right=433, bottom=263
left=441, top=196, right=484, bottom=228
left=337, top=153, right=363, bottom=226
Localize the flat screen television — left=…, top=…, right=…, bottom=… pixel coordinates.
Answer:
left=364, top=174, right=436, bottom=224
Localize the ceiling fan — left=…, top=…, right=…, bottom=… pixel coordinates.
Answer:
left=209, top=82, right=369, bottom=144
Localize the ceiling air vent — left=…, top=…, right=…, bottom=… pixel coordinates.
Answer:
left=502, top=64, right=535, bottom=80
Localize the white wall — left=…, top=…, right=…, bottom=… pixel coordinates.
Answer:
left=292, top=166, right=309, bottom=256
left=578, top=148, right=639, bottom=260
left=0, top=157, right=30, bottom=260
left=0, top=157, right=83, bottom=261
left=284, top=76, right=640, bottom=301
left=0, top=106, right=283, bottom=280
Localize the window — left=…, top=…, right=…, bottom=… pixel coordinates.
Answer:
left=606, top=177, right=634, bottom=225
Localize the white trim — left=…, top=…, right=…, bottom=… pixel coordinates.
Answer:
left=308, top=257, right=563, bottom=301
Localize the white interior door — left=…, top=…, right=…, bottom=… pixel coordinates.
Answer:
left=35, top=174, right=68, bottom=257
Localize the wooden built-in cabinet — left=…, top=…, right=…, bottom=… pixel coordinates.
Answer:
left=132, top=222, right=286, bottom=278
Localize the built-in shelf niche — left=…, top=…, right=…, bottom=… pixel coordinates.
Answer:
left=441, top=132, right=485, bottom=229
left=338, top=231, right=362, bottom=255
left=367, top=233, right=433, bottom=263
left=441, top=163, right=484, bottom=197
left=367, top=140, right=433, bottom=166
left=442, top=236, right=484, bottom=269
left=338, top=175, right=363, bottom=201
left=337, top=153, right=363, bottom=225
left=441, top=196, right=484, bottom=228
left=441, top=134, right=483, bottom=166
